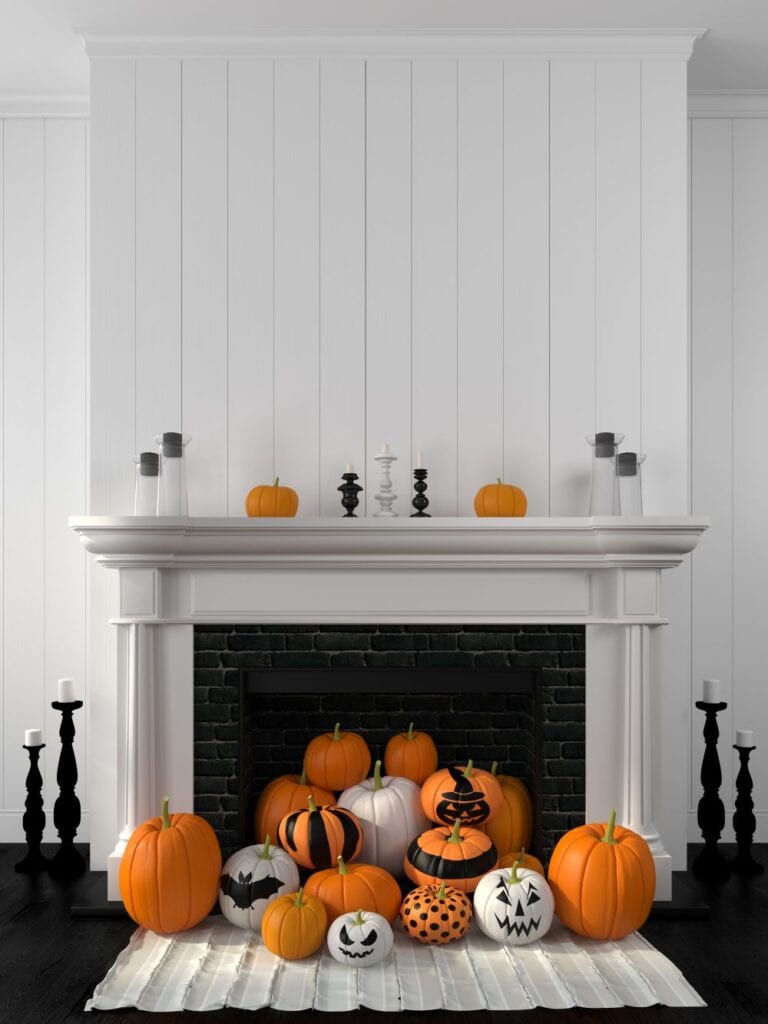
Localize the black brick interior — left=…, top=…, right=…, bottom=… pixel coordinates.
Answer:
left=194, top=625, right=585, bottom=861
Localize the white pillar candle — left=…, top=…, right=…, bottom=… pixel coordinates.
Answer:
left=382, top=442, right=391, bottom=455
left=702, top=678, right=721, bottom=704
left=736, top=729, right=755, bottom=747
left=24, top=728, right=43, bottom=746
left=345, top=463, right=354, bottom=473
left=58, top=677, right=76, bottom=703
left=415, top=449, right=424, bottom=469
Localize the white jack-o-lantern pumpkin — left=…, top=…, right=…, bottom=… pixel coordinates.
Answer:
left=327, top=908, right=394, bottom=967
left=338, top=760, right=430, bottom=877
left=473, top=862, right=554, bottom=945
left=219, top=835, right=300, bottom=930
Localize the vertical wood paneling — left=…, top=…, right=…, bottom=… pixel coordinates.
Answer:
left=457, top=61, right=503, bottom=515
left=412, top=60, right=458, bottom=515
left=503, top=61, right=550, bottom=514
left=3, top=120, right=45, bottom=809
left=595, top=61, right=641, bottom=451
left=274, top=59, right=320, bottom=514
left=181, top=59, right=228, bottom=515
left=43, top=119, right=88, bottom=803
left=690, top=118, right=734, bottom=814
left=549, top=61, right=596, bottom=515
left=365, top=60, right=411, bottom=515
left=227, top=59, right=274, bottom=515
left=319, top=60, right=366, bottom=515
left=135, top=60, right=181, bottom=451
left=0, top=122, right=4, bottom=805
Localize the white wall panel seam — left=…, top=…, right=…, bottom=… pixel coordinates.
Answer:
left=0, top=117, right=4, bottom=805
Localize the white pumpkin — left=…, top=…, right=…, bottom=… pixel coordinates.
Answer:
left=327, top=909, right=394, bottom=967
left=338, top=760, right=430, bottom=877
left=218, top=835, right=300, bottom=930
left=474, top=862, right=554, bottom=945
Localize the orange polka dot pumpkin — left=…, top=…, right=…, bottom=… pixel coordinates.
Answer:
left=404, top=819, right=498, bottom=893
left=400, top=881, right=473, bottom=944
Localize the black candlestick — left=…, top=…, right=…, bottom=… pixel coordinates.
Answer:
left=730, top=744, right=764, bottom=876
left=338, top=472, right=363, bottom=517
left=15, top=743, right=49, bottom=874
left=410, top=468, right=430, bottom=517
left=691, top=701, right=730, bottom=882
left=48, top=700, right=86, bottom=879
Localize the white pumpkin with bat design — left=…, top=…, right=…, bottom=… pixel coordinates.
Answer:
left=327, top=908, right=394, bottom=967
left=219, top=835, right=300, bottom=930
left=473, top=860, right=554, bottom=945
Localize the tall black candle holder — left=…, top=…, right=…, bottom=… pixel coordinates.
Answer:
left=48, top=700, right=86, bottom=879
left=730, top=744, right=764, bottom=876
left=14, top=743, right=49, bottom=874
left=691, top=700, right=730, bottom=882
left=410, top=468, right=430, bottom=517
left=338, top=472, right=363, bottom=517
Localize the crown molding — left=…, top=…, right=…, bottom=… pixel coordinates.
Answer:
left=688, top=90, right=768, bottom=118
left=0, top=92, right=89, bottom=118
left=80, top=28, right=705, bottom=61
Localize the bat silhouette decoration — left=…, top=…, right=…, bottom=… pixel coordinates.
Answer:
left=219, top=870, right=283, bottom=910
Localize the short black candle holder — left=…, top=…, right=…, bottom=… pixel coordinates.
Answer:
left=410, top=468, right=430, bottom=517
left=691, top=700, right=731, bottom=882
left=730, top=744, right=764, bottom=876
left=338, top=472, right=363, bottom=517
left=15, top=743, right=49, bottom=874
left=48, top=700, right=86, bottom=880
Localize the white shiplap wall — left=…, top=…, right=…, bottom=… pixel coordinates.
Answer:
left=0, top=116, right=89, bottom=840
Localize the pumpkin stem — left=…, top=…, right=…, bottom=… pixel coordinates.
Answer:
left=462, top=759, right=474, bottom=778
left=435, top=881, right=448, bottom=899
left=508, top=860, right=522, bottom=885
left=295, top=887, right=304, bottom=908
left=491, top=761, right=499, bottom=777
left=497, top=477, right=502, bottom=485
left=353, top=909, right=365, bottom=926
left=259, top=834, right=272, bottom=860
left=161, top=796, right=171, bottom=830
left=601, top=809, right=618, bottom=846
left=337, top=855, right=348, bottom=876
left=447, top=819, right=462, bottom=844
left=407, top=722, right=415, bottom=740
left=333, top=722, right=342, bottom=741
left=307, top=794, right=318, bottom=813
left=299, top=763, right=307, bottom=786
left=372, top=759, right=384, bottom=792
left=274, top=477, right=280, bottom=487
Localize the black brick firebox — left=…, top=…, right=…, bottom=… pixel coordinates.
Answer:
left=194, top=624, right=585, bottom=860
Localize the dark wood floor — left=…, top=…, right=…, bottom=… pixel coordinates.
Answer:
left=0, top=843, right=765, bottom=1022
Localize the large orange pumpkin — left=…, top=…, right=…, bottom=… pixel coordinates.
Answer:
left=547, top=810, right=655, bottom=940
left=383, top=722, right=438, bottom=785
left=474, top=478, right=527, bottom=517
left=420, top=760, right=503, bottom=827
left=304, top=854, right=402, bottom=924
left=253, top=765, right=334, bottom=844
left=245, top=477, right=299, bottom=517
left=304, top=722, right=371, bottom=792
left=261, top=887, right=327, bottom=960
left=278, top=795, right=363, bottom=870
left=479, top=764, right=533, bottom=856
left=499, top=849, right=544, bottom=875
left=404, top=819, right=498, bottom=893
left=119, top=797, right=221, bottom=934
left=400, top=881, right=472, bottom=944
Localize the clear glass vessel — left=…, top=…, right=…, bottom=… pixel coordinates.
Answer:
left=586, top=432, right=624, bottom=515
left=133, top=452, right=159, bottom=515
left=155, top=432, right=191, bottom=516
left=617, top=452, right=646, bottom=516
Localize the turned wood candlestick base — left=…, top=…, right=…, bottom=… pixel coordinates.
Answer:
left=48, top=700, right=87, bottom=880
left=410, top=468, right=430, bottom=517
left=15, top=744, right=49, bottom=874
left=691, top=700, right=730, bottom=883
left=730, top=744, right=764, bottom=876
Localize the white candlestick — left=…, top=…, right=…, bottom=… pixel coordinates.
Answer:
left=415, top=450, right=424, bottom=469
left=702, top=678, right=721, bottom=704
left=382, top=442, right=391, bottom=455
left=24, top=728, right=43, bottom=747
left=736, top=729, right=755, bottom=747
left=58, top=677, right=76, bottom=703
left=345, top=463, right=354, bottom=473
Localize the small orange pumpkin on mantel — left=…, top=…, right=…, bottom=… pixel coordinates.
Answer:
left=245, top=477, right=299, bottom=517
left=474, top=478, right=527, bottom=517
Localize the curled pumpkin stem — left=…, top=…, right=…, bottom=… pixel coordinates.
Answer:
left=161, top=796, right=171, bottom=830
left=508, top=860, right=522, bottom=885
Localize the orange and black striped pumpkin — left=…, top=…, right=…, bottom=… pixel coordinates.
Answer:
left=278, top=795, right=363, bottom=871
left=404, top=819, right=498, bottom=893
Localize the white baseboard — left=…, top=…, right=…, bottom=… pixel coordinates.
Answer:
left=0, top=809, right=90, bottom=844
left=686, top=809, right=768, bottom=844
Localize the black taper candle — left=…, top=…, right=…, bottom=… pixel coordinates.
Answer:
left=48, top=700, right=87, bottom=879
left=730, top=744, right=764, bottom=876
left=14, top=743, right=49, bottom=874
left=410, top=468, right=430, bottom=517
left=691, top=700, right=730, bottom=882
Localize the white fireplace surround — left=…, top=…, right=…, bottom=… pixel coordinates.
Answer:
left=71, top=515, right=707, bottom=902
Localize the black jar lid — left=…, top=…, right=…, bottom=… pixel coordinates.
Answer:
left=138, top=451, right=159, bottom=476
left=161, top=432, right=183, bottom=457
left=594, top=431, right=618, bottom=458
left=617, top=451, right=639, bottom=476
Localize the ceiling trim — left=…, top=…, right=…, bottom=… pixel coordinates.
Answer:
left=80, top=28, right=705, bottom=61
left=0, top=93, right=89, bottom=118
left=688, top=90, right=768, bottom=118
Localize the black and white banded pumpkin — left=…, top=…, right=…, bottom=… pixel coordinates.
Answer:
left=278, top=795, right=363, bottom=870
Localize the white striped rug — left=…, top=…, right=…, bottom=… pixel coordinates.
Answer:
left=86, top=917, right=705, bottom=1013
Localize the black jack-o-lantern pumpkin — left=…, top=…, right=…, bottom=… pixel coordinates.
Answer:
left=326, top=909, right=394, bottom=967
left=420, top=760, right=503, bottom=826
left=473, top=862, right=555, bottom=945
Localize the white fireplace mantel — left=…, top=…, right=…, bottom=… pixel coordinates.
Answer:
left=71, top=515, right=707, bottom=902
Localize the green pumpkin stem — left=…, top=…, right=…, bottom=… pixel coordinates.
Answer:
left=447, top=819, right=463, bottom=844
left=295, top=887, right=304, bottom=908
left=602, top=809, right=618, bottom=846
left=407, top=722, right=415, bottom=740
left=497, top=477, right=503, bottom=485
left=435, top=881, right=448, bottom=899
left=352, top=909, right=365, bottom=926
left=307, top=794, right=318, bottom=813
left=508, top=860, right=522, bottom=885
left=259, top=834, right=272, bottom=860
left=274, top=477, right=280, bottom=487
left=333, top=722, right=342, bottom=741
left=337, top=855, right=348, bottom=876
left=373, top=760, right=384, bottom=792
left=462, top=759, right=474, bottom=778
left=491, top=761, right=499, bottom=777
left=161, top=796, right=171, bottom=830
left=299, top=763, right=307, bottom=786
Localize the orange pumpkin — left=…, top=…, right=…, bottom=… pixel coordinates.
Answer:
left=119, top=796, right=221, bottom=934
left=499, top=849, right=544, bottom=875
left=547, top=810, right=656, bottom=940
left=474, top=478, right=527, bottom=517
left=479, top=763, right=533, bottom=856
left=261, top=887, right=327, bottom=960
left=420, top=760, right=503, bottom=827
left=245, top=477, right=299, bottom=517
left=304, top=854, right=402, bottom=924
left=253, top=765, right=334, bottom=844
left=278, top=795, right=363, bottom=870
left=304, top=722, right=371, bottom=792
left=404, top=819, right=498, bottom=893
left=400, top=881, right=472, bottom=944
left=383, top=722, right=438, bottom=786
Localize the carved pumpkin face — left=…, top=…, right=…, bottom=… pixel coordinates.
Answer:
left=327, top=909, right=394, bottom=968
left=473, top=864, right=554, bottom=946
left=435, top=766, right=491, bottom=825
